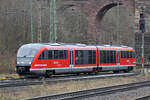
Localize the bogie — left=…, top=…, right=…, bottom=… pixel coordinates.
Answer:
left=45, top=70, right=54, bottom=78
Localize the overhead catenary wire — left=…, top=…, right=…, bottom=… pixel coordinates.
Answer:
left=49, top=0, right=57, bottom=43
left=30, top=0, right=34, bottom=43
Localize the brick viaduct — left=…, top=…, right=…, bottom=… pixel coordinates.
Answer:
left=57, top=0, right=135, bottom=44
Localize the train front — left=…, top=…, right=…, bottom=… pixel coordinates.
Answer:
left=15, top=44, right=40, bottom=76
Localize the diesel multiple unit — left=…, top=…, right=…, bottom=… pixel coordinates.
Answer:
left=15, top=43, right=136, bottom=77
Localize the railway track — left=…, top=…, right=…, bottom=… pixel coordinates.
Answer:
left=135, top=95, right=150, bottom=100
left=0, top=72, right=138, bottom=89
left=23, top=80, right=150, bottom=100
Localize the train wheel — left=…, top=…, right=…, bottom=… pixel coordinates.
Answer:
left=93, top=68, right=99, bottom=75
left=124, top=70, right=130, bottom=73
left=76, top=73, right=80, bottom=75
left=83, top=72, right=89, bottom=75
left=113, top=70, right=120, bottom=73
left=94, top=70, right=99, bottom=75
left=124, top=69, right=130, bottom=73
left=88, top=72, right=93, bottom=75
left=45, top=70, right=53, bottom=78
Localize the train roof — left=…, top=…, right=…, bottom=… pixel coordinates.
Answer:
left=22, top=43, right=134, bottom=50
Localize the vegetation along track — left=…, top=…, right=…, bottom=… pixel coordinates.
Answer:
left=24, top=80, right=150, bottom=100
left=0, top=72, right=138, bottom=89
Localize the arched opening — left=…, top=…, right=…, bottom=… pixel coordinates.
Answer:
left=97, top=3, right=121, bottom=23
left=96, top=2, right=134, bottom=46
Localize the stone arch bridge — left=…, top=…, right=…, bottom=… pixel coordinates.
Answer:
left=56, top=0, right=135, bottom=45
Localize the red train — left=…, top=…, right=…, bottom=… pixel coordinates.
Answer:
left=15, top=43, right=136, bottom=77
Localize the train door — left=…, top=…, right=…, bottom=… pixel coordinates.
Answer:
left=117, top=50, right=120, bottom=66
left=69, top=49, right=74, bottom=71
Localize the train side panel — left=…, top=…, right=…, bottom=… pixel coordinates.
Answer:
left=30, top=47, right=70, bottom=75
left=71, top=47, right=98, bottom=73
left=98, top=47, right=118, bottom=71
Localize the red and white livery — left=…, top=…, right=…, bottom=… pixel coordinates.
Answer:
left=15, top=43, right=136, bottom=77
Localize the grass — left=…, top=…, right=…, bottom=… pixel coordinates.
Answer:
left=0, top=74, right=20, bottom=79
left=0, top=73, right=150, bottom=100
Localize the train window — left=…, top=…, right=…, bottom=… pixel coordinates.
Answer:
left=114, top=51, right=116, bottom=63
left=121, top=51, right=135, bottom=58
left=69, top=51, right=74, bottom=64
left=129, top=51, right=132, bottom=58
left=127, top=52, right=130, bottom=58
left=121, top=51, right=126, bottom=58
left=48, top=50, right=53, bottom=59
left=132, top=52, right=136, bottom=58
left=125, top=51, right=128, bottom=58
left=100, top=50, right=116, bottom=64
left=103, top=51, right=107, bottom=63
left=110, top=51, right=116, bottom=63
left=93, top=50, right=96, bottom=64
left=75, top=50, right=83, bottom=65
left=54, top=50, right=59, bottom=59
left=107, top=51, right=110, bottom=63
left=121, top=51, right=124, bottom=58
left=75, top=50, right=96, bottom=65
left=111, top=51, right=116, bottom=64
left=122, top=51, right=126, bottom=58
left=106, top=51, right=109, bottom=63
left=88, top=50, right=96, bottom=64
left=59, top=50, right=64, bottom=59
left=100, top=51, right=104, bottom=64
left=53, top=50, right=68, bottom=59
left=59, top=50, right=68, bottom=59
left=38, top=51, right=47, bottom=60
left=64, top=50, right=68, bottom=59
left=88, top=50, right=92, bottom=64
left=38, top=50, right=68, bottom=60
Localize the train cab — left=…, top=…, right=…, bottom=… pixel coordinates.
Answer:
left=16, top=44, right=42, bottom=76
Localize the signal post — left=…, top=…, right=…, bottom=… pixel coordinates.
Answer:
left=139, top=7, right=147, bottom=74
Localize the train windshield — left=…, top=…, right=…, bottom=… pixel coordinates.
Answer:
left=17, top=44, right=39, bottom=57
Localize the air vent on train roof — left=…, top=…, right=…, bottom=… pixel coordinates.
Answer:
left=104, top=45, right=111, bottom=47
left=42, top=43, right=61, bottom=46
left=76, top=43, right=86, bottom=46
left=121, top=45, right=128, bottom=48
left=50, top=43, right=61, bottom=46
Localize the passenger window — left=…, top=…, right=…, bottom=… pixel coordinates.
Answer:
left=54, top=50, right=59, bottom=59
left=48, top=50, right=53, bottom=59
left=75, top=50, right=96, bottom=65
left=121, top=51, right=124, bottom=58
left=92, top=50, right=96, bottom=64
left=121, top=51, right=135, bottom=58
left=38, top=51, right=47, bottom=60
left=133, top=52, right=136, bottom=58
left=38, top=50, right=68, bottom=60
left=63, top=50, right=68, bottom=59
left=100, top=50, right=116, bottom=64
left=59, top=50, right=64, bottom=59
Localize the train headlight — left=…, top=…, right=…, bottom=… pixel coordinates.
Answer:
left=29, top=62, right=32, bottom=64
left=17, top=62, right=20, bottom=64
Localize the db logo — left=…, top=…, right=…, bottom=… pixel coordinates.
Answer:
left=54, top=61, right=59, bottom=64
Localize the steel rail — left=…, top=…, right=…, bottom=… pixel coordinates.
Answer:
left=135, top=95, right=150, bottom=100
left=23, top=80, right=150, bottom=100
left=0, top=72, right=138, bottom=89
